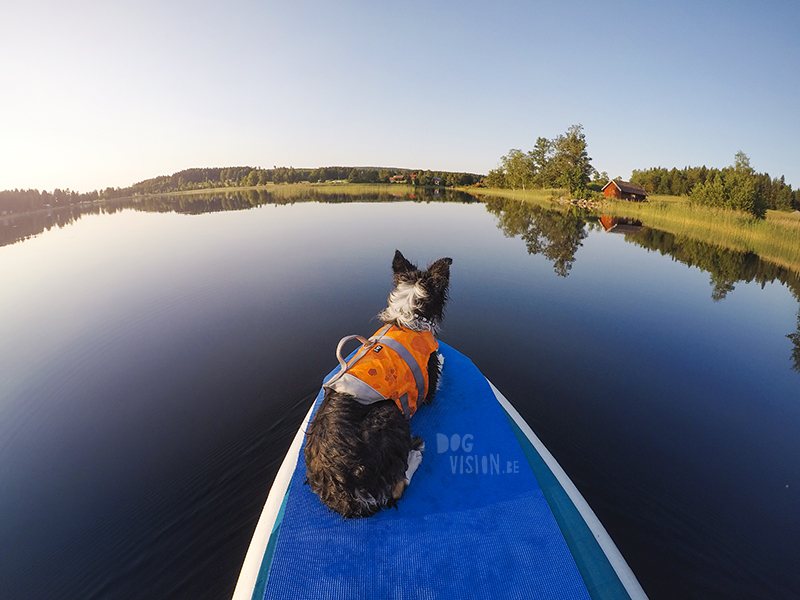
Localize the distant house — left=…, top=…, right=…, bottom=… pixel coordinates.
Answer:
left=433, top=177, right=441, bottom=186
left=389, top=175, right=406, bottom=183
left=602, top=180, right=648, bottom=202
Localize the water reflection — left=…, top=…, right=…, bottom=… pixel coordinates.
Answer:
left=2, top=194, right=800, bottom=599
left=483, top=196, right=800, bottom=301
left=598, top=215, right=643, bottom=235
left=788, top=314, right=800, bottom=373
left=486, top=198, right=800, bottom=372
left=0, top=187, right=480, bottom=249
left=485, top=197, right=589, bottom=277
left=136, top=186, right=481, bottom=214
left=1, top=204, right=97, bottom=248
left=622, top=225, right=800, bottom=302
left=7, top=190, right=800, bottom=374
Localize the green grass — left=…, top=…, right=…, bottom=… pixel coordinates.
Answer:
left=600, top=194, right=800, bottom=273
left=462, top=186, right=570, bottom=208
left=138, top=182, right=412, bottom=198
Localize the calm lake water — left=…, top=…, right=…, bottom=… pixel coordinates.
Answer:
left=2, top=189, right=799, bottom=599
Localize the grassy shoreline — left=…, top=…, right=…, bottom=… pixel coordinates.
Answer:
left=466, top=187, right=800, bottom=274
left=459, top=186, right=570, bottom=207
left=131, top=182, right=435, bottom=199
left=603, top=195, right=800, bottom=274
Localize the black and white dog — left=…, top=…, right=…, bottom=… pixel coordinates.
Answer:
left=304, top=250, right=452, bottom=518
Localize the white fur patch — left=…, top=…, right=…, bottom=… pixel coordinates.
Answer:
left=378, top=281, right=428, bottom=330
left=435, top=353, right=445, bottom=391
left=354, top=488, right=381, bottom=509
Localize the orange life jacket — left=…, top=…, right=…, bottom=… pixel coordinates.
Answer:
left=323, top=324, right=438, bottom=419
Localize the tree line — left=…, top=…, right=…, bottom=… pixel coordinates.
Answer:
left=0, top=187, right=101, bottom=215
left=0, top=166, right=484, bottom=215
left=631, top=152, right=798, bottom=218
left=137, top=166, right=483, bottom=191
left=485, top=124, right=596, bottom=197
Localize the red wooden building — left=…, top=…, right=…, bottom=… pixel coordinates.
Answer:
left=602, top=180, right=648, bottom=202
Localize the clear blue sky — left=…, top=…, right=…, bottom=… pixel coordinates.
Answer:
left=2, top=0, right=798, bottom=192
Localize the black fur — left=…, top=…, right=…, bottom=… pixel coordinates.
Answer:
left=304, top=250, right=451, bottom=518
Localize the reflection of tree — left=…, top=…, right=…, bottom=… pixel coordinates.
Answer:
left=624, top=225, right=800, bottom=374
left=0, top=188, right=481, bottom=249
left=788, top=313, right=800, bottom=373
left=485, top=197, right=588, bottom=276
left=627, top=227, right=800, bottom=302
left=147, top=187, right=480, bottom=213
left=1, top=204, right=96, bottom=248
left=710, top=276, right=737, bottom=302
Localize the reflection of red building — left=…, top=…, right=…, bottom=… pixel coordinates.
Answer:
left=600, top=215, right=643, bottom=234
left=602, top=180, right=648, bottom=202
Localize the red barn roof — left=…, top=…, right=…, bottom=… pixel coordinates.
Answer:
left=601, top=180, right=648, bottom=196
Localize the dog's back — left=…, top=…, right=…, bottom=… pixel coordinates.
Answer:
left=304, top=392, right=411, bottom=518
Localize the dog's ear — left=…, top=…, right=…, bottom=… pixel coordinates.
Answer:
left=428, top=257, right=452, bottom=281
left=392, top=250, right=417, bottom=275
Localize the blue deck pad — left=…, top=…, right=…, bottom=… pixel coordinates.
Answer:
left=262, top=343, right=592, bottom=600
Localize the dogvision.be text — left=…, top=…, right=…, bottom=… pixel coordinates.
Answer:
left=436, top=433, right=520, bottom=475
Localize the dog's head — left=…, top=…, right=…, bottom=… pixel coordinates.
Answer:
left=378, top=250, right=452, bottom=333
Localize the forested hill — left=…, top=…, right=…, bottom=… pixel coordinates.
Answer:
left=0, top=166, right=484, bottom=215
left=630, top=156, right=799, bottom=214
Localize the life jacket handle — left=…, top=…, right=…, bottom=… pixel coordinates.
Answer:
left=334, top=335, right=372, bottom=374
left=326, top=325, right=393, bottom=387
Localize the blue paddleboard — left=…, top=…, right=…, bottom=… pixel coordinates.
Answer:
left=233, top=342, right=648, bottom=600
